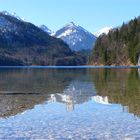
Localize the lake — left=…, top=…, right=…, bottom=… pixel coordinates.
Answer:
left=0, top=67, right=140, bottom=139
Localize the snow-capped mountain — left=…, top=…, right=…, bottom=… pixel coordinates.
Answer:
left=0, top=11, right=86, bottom=66
left=54, top=22, right=97, bottom=51
left=39, top=25, right=52, bottom=35
left=1, top=11, right=26, bottom=21
left=94, top=26, right=112, bottom=37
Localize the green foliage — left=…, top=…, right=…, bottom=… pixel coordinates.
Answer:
left=90, top=16, right=140, bottom=65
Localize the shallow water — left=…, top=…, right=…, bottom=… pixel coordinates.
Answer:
left=0, top=68, right=140, bottom=139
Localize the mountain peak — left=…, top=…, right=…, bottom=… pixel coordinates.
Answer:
left=0, top=13, right=86, bottom=66
left=1, top=10, right=10, bottom=15
left=66, top=22, right=77, bottom=27
left=54, top=23, right=96, bottom=51
left=0, top=10, right=26, bottom=21
left=39, top=25, right=52, bottom=35
left=94, top=26, right=112, bottom=37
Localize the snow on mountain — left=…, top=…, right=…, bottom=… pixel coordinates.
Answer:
left=1, top=11, right=26, bottom=22
left=94, top=26, right=112, bottom=37
left=0, top=13, right=18, bottom=32
left=39, top=25, right=52, bottom=35
left=54, top=22, right=97, bottom=52
left=0, top=11, right=28, bottom=33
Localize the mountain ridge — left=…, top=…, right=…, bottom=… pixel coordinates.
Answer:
left=39, top=25, right=52, bottom=35
left=0, top=12, right=86, bottom=66
left=54, top=22, right=97, bottom=52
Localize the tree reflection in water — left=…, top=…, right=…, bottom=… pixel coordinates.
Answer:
left=0, top=68, right=140, bottom=118
left=92, top=68, right=140, bottom=117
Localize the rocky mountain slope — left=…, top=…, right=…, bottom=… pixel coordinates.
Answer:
left=54, top=22, right=97, bottom=52
left=0, top=12, right=86, bottom=66
left=39, top=25, right=52, bottom=35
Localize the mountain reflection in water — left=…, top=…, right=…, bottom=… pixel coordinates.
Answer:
left=92, top=68, right=140, bottom=117
left=0, top=68, right=95, bottom=117
left=0, top=68, right=139, bottom=118
left=48, top=80, right=96, bottom=111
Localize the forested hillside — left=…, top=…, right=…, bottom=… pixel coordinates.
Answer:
left=90, top=16, right=140, bottom=66
left=0, top=12, right=86, bottom=66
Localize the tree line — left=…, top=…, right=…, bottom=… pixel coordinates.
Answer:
left=90, top=16, right=140, bottom=65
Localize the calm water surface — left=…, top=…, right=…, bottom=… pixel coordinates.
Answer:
left=0, top=68, right=140, bottom=140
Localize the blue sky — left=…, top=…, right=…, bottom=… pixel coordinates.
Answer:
left=0, top=0, right=140, bottom=32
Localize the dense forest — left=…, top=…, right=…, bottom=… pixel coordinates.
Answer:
left=90, top=16, right=140, bottom=66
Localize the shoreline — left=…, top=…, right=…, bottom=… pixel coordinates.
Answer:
left=0, top=65, right=139, bottom=69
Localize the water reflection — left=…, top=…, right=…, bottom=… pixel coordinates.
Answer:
left=0, top=68, right=140, bottom=118
left=0, top=68, right=95, bottom=117
left=138, top=68, right=140, bottom=78
left=92, top=96, right=110, bottom=105
left=0, top=68, right=140, bottom=139
left=49, top=81, right=96, bottom=111
left=92, top=68, right=140, bottom=117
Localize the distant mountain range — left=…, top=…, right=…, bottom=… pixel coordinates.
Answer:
left=2, top=10, right=129, bottom=66
left=94, top=27, right=112, bottom=37
left=53, top=22, right=97, bottom=52
left=39, top=23, right=113, bottom=53
left=0, top=11, right=86, bottom=66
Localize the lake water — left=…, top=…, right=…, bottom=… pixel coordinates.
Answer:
left=0, top=68, right=140, bottom=140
